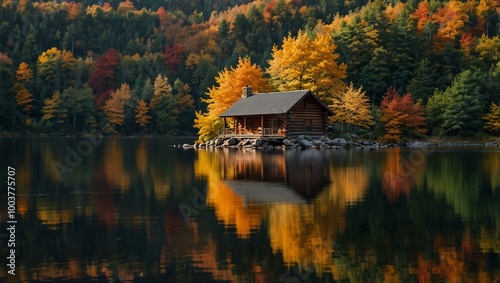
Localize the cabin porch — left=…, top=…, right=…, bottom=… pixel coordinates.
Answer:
left=218, top=115, right=287, bottom=139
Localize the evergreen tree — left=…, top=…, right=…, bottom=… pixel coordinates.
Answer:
left=409, top=58, right=437, bottom=103
left=358, top=47, right=391, bottom=104
left=387, top=10, right=419, bottom=94
left=61, top=87, right=95, bottom=131
left=427, top=70, right=484, bottom=136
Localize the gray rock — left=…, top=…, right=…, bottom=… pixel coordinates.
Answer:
left=321, top=136, right=332, bottom=144
left=282, top=139, right=292, bottom=146
left=253, top=138, right=263, bottom=147
left=227, top=137, right=238, bottom=146
left=296, top=135, right=305, bottom=141
left=407, top=141, right=430, bottom=147
left=300, top=139, right=313, bottom=148
left=312, top=139, right=322, bottom=146
left=332, top=138, right=347, bottom=146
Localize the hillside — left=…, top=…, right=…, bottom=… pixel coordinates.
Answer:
left=0, top=0, right=499, bottom=138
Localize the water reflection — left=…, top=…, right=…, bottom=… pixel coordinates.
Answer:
left=0, top=138, right=499, bottom=282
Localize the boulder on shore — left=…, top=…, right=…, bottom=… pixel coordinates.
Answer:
left=332, top=138, right=347, bottom=146
left=300, top=139, right=313, bottom=148
left=253, top=138, right=263, bottom=147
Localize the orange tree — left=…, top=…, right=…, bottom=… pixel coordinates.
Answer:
left=194, top=57, right=272, bottom=142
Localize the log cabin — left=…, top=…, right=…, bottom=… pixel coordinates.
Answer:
left=217, top=150, right=328, bottom=202
left=219, top=86, right=333, bottom=139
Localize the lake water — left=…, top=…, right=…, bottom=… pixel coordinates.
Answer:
left=0, top=137, right=499, bottom=282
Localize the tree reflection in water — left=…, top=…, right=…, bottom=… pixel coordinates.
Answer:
left=0, top=138, right=499, bottom=282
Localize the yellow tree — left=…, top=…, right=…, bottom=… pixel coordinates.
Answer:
left=15, top=62, right=34, bottom=115
left=135, top=99, right=151, bottom=131
left=474, top=35, right=500, bottom=66
left=483, top=102, right=500, bottom=134
left=194, top=57, right=272, bottom=142
left=267, top=30, right=347, bottom=105
left=151, top=74, right=172, bottom=110
left=15, top=87, right=34, bottom=114
left=42, top=91, right=67, bottom=124
left=103, top=83, right=132, bottom=128
left=330, top=83, right=374, bottom=133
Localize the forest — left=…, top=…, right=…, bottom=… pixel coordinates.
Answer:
left=0, top=0, right=499, bottom=141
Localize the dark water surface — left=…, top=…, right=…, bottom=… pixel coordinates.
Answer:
left=0, top=137, right=499, bottom=282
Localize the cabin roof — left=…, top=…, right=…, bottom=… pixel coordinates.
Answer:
left=219, top=90, right=332, bottom=117
left=223, top=180, right=307, bottom=204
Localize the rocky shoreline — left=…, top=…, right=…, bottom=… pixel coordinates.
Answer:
left=182, top=136, right=500, bottom=150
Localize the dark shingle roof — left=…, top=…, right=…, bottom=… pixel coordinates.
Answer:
left=220, top=90, right=329, bottom=117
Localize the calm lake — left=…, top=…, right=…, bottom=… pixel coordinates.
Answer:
left=0, top=137, right=499, bottom=282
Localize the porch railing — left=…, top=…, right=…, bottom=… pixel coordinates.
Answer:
left=219, top=127, right=285, bottom=137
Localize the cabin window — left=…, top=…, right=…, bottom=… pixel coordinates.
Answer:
left=304, top=119, right=312, bottom=131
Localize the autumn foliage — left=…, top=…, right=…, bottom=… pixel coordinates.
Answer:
left=15, top=87, right=34, bottom=114
left=42, top=91, right=67, bottom=125
left=194, top=57, right=272, bottom=141
left=103, top=83, right=132, bottom=129
left=379, top=87, right=427, bottom=143
left=0, top=0, right=498, bottom=137
left=88, top=48, right=120, bottom=107
left=483, top=102, right=500, bottom=133
left=135, top=100, right=151, bottom=131
left=16, top=62, right=33, bottom=83
left=267, top=30, right=346, bottom=105
left=330, top=83, right=374, bottom=133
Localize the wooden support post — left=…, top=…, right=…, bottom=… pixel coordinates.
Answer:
left=261, top=116, right=264, bottom=136
left=223, top=117, right=226, bottom=135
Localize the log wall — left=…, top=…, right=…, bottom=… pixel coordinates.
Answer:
left=286, top=95, right=328, bottom=137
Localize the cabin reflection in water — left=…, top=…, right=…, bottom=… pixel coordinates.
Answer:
left=217, top=150, right=329, bottom=203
